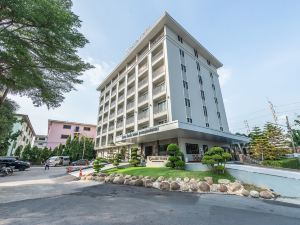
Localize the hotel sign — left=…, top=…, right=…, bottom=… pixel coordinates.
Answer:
left=121, top=126, right=159, bottom=140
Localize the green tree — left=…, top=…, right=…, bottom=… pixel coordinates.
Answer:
left=166, top=143, right=185, bottom=169
left=129, top=147, right=140, bottom=167
left=202, top=147, right=231, bottom=173
left=21, top=144, right=32, bottom=161
left=40, top=147, right=51, bottom=162
left=14, top=145, right=23, bottom=158
left=30, top=146, right=41, bottom=164
left=292, top=130, right=300, bottom=146
left=112, top=153, right=122, bottom=167
left=0, top=0, right=93, bottom=108
left=93, top=157, right=105, bottom=174
left=80, top=137, right=95, bottom=160
left=249, top=126, right=270, bottom=160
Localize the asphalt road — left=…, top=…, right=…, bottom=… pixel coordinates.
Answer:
left=1, top=180, right=300, bottom=225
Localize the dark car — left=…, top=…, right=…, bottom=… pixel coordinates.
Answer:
left=71, top=159, right=89, bottom=166
left=0, top=157, right=30, bottom=171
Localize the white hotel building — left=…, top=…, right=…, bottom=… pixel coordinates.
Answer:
left=95, top=13, right=248, bottom=162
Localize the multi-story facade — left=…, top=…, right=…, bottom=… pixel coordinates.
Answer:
left=34, top=135, right=48, bottom=148
left=47, top=120, right=96, bottom=149
left=7, top=114, right=36, bottom=156
left=95, top=13, right=248, bottom=161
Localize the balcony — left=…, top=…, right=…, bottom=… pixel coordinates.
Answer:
left=110, top=100, right=116, bottom=108
left=102, top=127, right=107, bottom=133
left=138, top=110, right=149, bottom=121
left=152, top=50, right=163, bottom=64
left=126, top=101, right=135, bottom=111
left=127, top=75, right=135, bottom=84
left=119, top=82, right=125, bottom=90
left=117, top=108, right=124, bottom=115
left=103, top=117, right=108, bottom=123
left=152, top=65, right=165, bottom=80
left=150, top=31, right=164, bottom=47
left=111, top=89, right=116, bottom=97
left=116, top=121, right=123, bottom=129
left=118, top=95, right=124, bottom=102
left=126, top=116, right=134, bottom=125
left=127, top=87, right=135, bottom=96
left=138, top=64, right=148, bottom=75
left=154, top=102, right=167, bottom=115
left=110, top=112, right=115, bottom=118
left=104, top=105, right=109, bottom=112
left=108, top=126, right=114, bottom=132
left=138, top=94, right=148, bottom=105
left=153, top=84, right=166, bottom=96
left=138, top=78, right=148, bottom=89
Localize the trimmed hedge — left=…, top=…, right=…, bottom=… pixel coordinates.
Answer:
left=262, top=158, right=300, bottom=170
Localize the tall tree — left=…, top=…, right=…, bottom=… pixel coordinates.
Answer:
left=0, top=0, right=93, bottom=108
left=0, top=99, right=18, bottom=145
left=248, top=126, right=270, bottom=160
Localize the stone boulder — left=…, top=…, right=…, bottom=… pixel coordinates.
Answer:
left=259, top=190, right=274, bottom=199
left=124, top=175, right=131, bottom=179
left=250, top=190, right=259, bottom=198
left=180, top=183, right=190, bottom=192
left=129, top=180, right=136, bottom=186
left=95, top=176, right=105, bottom=182
left=134, top=179, right=144, bottom=186
left=218, top=184, right=228, bottom=192
left=229, top=182, right=242, bottom=192
left=198, top=182, right=210, bottom=192
left=210, top=184, right=219, bottom=192
left=138, top=175, right=144, bottom=179
left=189, top=182, right=199, bottom=192
left=86, top=175, right=93, bottom=181
left=183, top=177, right=190, bottom=183
left=104, top=176, right=110, bottom=182
left=131, top=176, right=137, bottom=180
left=241, top=189, right=250, bottom=197
left=160, top=181, right=170, bottom=191
left=109, top=175, right=115, bottom=182
left=204, top=177, right=213, bottom=185
left=80, top=176, right=86, bottom=180
left=152, top=181, right=161, bottom=189
left=175, top=178, right=182, bottom=182
left=124, top=179, right=131, bottom=185
left=170, top=182, right=180, bottom=191
left=218, top=179, right=230, bottom=185
left=113, top=176, right=125, bottom=184
left=144, top=179, right=153, bottom=188
left=157, top=176, right=165, bottom=182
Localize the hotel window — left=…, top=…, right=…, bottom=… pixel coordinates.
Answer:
left=210, top=72, right=213, bottom=78
left=201, top=90, right=205, bottom=101
left=198, top=75, right=203, bottom=85
left=187, top=118, right=192, bottom=123
left=75, top=126, right=80, bottom=132
left=217, top=112, right=221, bottom=119
left=214, top=97, right=218, bottom=104
left=179, top=49, right=184, bottom=57
left=196, top=61, right=200, bottom=71
left=207, top=59, right=211, bottom=65
left=194, top=49, right=198, bottom=58
left=158, top=144, right=168, bottom=156
left=185, top=98, right=191, bottom=107
left=177, top=35, right=183, bottom=43
left=186, top=143, right=199, bottom=154
left=181, top=64, right=186, bottom=72
left=203, top=106, right=208, bottom=117
left=203, top=145, right=208, bottom=153
left=220, top=127, right=224, bottom=131
left=63, top=124, right=71, bottom=129
left=183, top=80, right=188, bottom=89
left=212, top=84, right=215, bottom=91
left=206, top=123, right=210, bottom=127
left=61, top=135, right=69, bottom=139
left=84, top=127, right=91, bottom=131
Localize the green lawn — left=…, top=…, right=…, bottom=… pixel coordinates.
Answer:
left=105, top=167, right=235, bottom=183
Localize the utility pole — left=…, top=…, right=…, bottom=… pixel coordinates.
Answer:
left=244, top=120, right=250, bottom=134
left=286, top=116, right=296, bottom=153
left=268, top=100, right=278, bottom=124
left=82, top=136, right=86, bottom=159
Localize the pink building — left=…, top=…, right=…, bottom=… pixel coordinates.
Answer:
left=47, top=119, right=96, bottom=149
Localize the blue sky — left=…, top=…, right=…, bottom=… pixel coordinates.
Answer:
left=12, top=0, right=300, bottom=135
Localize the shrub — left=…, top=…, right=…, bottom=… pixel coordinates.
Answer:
left=93, top=159, right=104, bottom=174
left=129, top=147, right=140, bottom=167
left=166, top=143, right=185, bottom=169
left=202, top=147, right=231, bottom=174
left=113, top=153, right=122, bottom=167
left=262, top=158, right=300, bottom=169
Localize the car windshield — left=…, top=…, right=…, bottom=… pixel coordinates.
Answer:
left=49, top=157, right=58, bottom=160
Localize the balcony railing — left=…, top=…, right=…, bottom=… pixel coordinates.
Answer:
left=138, top=64, right=148, bottom=74
left=150, top=32, right=164, bottom=47
left=110, top=112, right=115, bottom=118
left=152, top=66, right=165, bottom=79
left=138, top=78, right=148, bottom=88
left=111, top=90, right=116, bottom=96
left=128, top=75, right=135, bottom=83
left=138, top=110, right=149, bottom=120
left=126, top=116, right=134, bottom=125
left=116, top=122, right=123, bottom=128
left=108, top=126, right=114, bottom=131
left=117, top=108, right=124, bottom=115
left=102, top=127, right=107, bottom=133
left=118, top=95, right=124, bottom=102
left=103, top=117, right=108, bottom=123
left=153, top=84, right=165, bottom=96
left=127, top=87, right=135, bottom=96
left=152, top=50, right=163, bottom=63
left=110, top=101, right=116, bottom=108
left=101, top=141, right=106, bottom=146
left=154, top=102, right=167, bottom=114
left=119, top=82, right=125, bottom=90
left=138, top=94, right=148, bottom=104
left=126, top=101, right=135, bottom=110
left=104, top=106, right=109, bottom=111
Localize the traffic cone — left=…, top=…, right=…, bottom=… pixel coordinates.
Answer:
left=79, top=167, right=82, bottom=177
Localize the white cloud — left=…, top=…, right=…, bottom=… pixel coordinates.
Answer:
left=218, top=67, right=232, bottom=87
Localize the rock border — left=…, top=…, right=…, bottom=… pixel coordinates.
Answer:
left=80, top=173, right=278, bottom=200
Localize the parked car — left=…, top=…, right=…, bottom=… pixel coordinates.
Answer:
left=0, top=157, right=30, bottom=171
left=48, top=156, right=70, bottom=166
left=71, top=159, right=89, bottom=166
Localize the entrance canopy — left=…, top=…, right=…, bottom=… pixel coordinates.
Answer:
left=115, top=121, right=249, bottom=145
